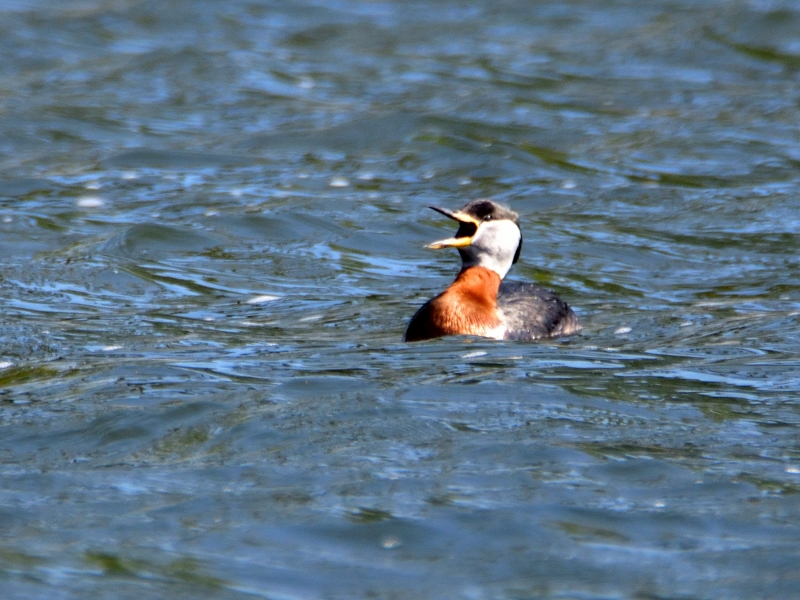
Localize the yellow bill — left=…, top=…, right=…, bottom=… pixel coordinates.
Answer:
left=426, top=206, right=480, bottom=249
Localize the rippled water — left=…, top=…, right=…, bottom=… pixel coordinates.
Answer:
left=2, top=1, right=800, bottom=598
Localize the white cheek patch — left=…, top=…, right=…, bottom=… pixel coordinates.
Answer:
left=481, top=220, right=521, bottom=246
left=466, top=220, right=521, bottom=279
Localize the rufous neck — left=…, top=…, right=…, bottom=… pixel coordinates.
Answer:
left=451, top=266, right=502, bottom=307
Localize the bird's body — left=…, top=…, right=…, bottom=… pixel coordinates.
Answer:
left=404, top=199, right=580, bottom=342
left=496, top=280, right=580, bottom=341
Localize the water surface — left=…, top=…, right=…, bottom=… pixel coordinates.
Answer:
left=2, top=1, right=800, bottom=598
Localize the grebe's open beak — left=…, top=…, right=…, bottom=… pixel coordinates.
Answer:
left=425, top=206, right=481, bottom=249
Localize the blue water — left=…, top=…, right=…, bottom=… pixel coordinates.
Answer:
left=2, top=1, right=800, bottom=598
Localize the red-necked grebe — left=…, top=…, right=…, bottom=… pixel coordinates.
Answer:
left=404, top=199, right=580, bottom=342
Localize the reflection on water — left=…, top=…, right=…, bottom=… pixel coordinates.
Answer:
left=2, top=0, right=800, bottom=598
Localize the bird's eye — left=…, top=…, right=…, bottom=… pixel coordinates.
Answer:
left=484, top=215, right=493, bottom=221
